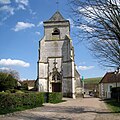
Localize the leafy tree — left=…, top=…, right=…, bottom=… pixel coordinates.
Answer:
left=0, top=72, right=17, bottom=91
left=69, top=0, right=120, bottom=68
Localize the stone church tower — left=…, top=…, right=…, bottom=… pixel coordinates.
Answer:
left=37, top=11, right=81, bottom=98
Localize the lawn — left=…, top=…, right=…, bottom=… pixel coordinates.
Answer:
left=105, top=99, right=120, bottom=113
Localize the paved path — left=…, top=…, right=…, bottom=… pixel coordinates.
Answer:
left=0, top=95, right=120, bottom=120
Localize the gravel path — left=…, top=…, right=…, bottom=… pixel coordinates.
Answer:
left=0, top=95, right=120, bottom=120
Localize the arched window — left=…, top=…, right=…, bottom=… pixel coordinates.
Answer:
left=52, top=28, right=60, bottom=35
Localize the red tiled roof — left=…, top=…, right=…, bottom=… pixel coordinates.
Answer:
left=22, top=80, right=35, bottom=87
left=100, top=72, right=120, bottom=83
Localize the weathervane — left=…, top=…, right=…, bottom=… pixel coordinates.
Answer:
left=56, top=0, right=59, bottom=11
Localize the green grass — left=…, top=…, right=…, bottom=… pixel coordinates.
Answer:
left=84, top=77, right=102, bottom=84
left=105, top=99, right=120, bottom=113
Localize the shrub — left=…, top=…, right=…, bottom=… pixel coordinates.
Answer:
left=48, top=92, right=62, bottom=103
left=0, top=92, right=44, bottom=114
left=111, top=87, right=120, bottom=100
left=0, top=72, right=17, bottom=91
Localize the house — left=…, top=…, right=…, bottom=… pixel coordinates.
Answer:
left=22, top=80, right=35, bottom=90
left=99, top=72, right=120, bottom=99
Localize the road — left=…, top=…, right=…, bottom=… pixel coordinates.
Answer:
left=0, top=95, right=120, bottom=120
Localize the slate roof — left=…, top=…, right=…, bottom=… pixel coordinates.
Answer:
left=99, top=72, right=120, bottom=83
left=49, top=11, right=65, bottom=21
left=44, top=11, right=69, bottom=22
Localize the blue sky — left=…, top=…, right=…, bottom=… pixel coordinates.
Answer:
left=0, top=0, right=108, bottom=80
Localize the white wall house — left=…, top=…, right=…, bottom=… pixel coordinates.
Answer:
left=99, top=72, right=120, bottom=99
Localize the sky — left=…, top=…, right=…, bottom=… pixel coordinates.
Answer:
left=0, top=0, right=109, bottom=80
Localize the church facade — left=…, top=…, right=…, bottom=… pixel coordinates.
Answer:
left=36, top=11, right=81, bottom=98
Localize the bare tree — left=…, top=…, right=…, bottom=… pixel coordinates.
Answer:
left=69, top=0, right=120, bottom=68
left=0, top=69, right=20, bottom=80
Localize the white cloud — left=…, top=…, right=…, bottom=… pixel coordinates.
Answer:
left=29, top=9, right=36, bottom=15
left=13, top=22, right=35, bottom=31
left=0, top=0, right=11, bottom=4
left=0, top=5, right=14, bottom=15
left=78, top=6, right=100, bottom=23
left=17, top=4, right=26, bottom=10
left=37, top=21, right=43, bottom=27
left=35, top=31, right=40, bottom=35
left=79, top=6, right=94, bottom=16
left=0, top=67, right=11, bottom=71
left=15, top=0, right=28, bottom=6
left=77, top=24, right=95, bottom=33
left=0, top=59, right=30, bottom=67
left=77, top=65, right=95, bottom=71
left=79, top=62, right=86, bottom=65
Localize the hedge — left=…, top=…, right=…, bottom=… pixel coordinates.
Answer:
left=47, top=92, right=63, bottom=103
left=0, top=92, right=63, bottom=114
left=0, top=92, right=44, bottom=114
left=111, top=87, right=120, bottom=100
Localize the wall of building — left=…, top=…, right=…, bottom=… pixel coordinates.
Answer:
left=99, top=82, right=120, bottom=98
left=44, top=22, right=70, bottom=40
left=37, top=12, right=81, bottom=98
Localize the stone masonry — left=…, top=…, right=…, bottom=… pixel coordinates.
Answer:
left=36, top=11, right=81, bottom=98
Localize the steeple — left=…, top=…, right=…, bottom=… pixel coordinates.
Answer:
left=43, top=11, right=70, bottom=40
left=44, top=11, right=69, bottom=23
left=49, top=11, right=65, bottom=21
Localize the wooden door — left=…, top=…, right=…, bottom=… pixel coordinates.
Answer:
left=52, top=83, right=61, bottom=92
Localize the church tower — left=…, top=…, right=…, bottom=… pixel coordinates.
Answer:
left=37, top=11, right=81, bottom=98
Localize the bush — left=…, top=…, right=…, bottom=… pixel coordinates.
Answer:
left=0, top=92, right=44, bottom=114
left=48, top=92, right=62, bottom=103
left=0, top=72, right=17, bottom=91
left=111, top=87, right=120, bottom=100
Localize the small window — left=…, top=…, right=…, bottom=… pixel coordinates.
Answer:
left=52, top=28, right=60, bottom=35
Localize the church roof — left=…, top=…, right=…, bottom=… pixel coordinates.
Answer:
left=44, top=11, right=69, bottom=22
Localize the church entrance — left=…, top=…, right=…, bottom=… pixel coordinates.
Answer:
left=52, top=83, right=61, bottom=92
left=50, top=59, right=62, bottom=92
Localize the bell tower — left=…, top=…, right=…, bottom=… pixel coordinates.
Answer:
left=37, top=11, right=80, bottom=99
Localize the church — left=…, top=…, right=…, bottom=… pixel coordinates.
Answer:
left=36, top=11, right=82, bottom=98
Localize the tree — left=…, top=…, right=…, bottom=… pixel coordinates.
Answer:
left=0, top=69, right=20, bottom=80
left=69, top=0, right=120, bottom=68
left=0, top=72, right=17, bottom=91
